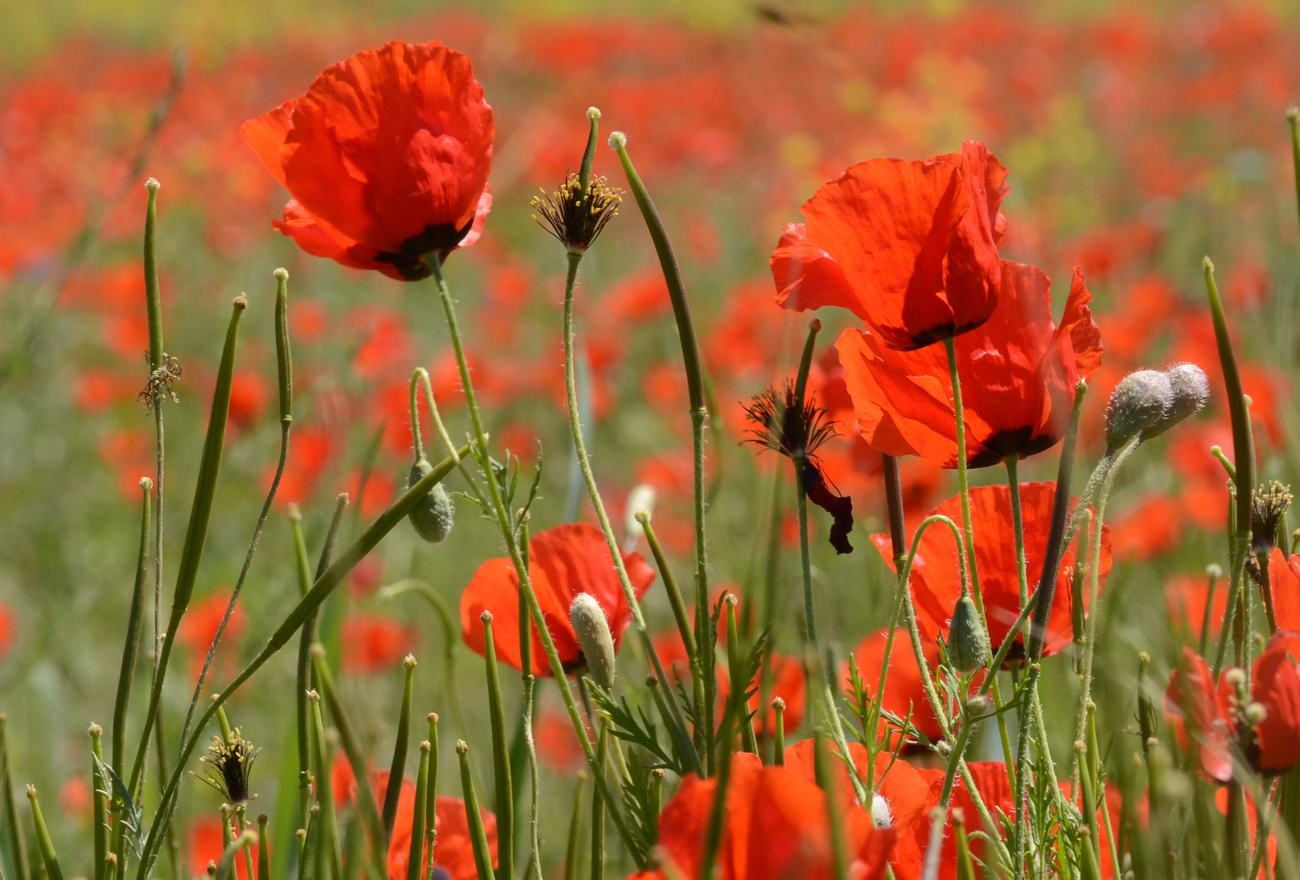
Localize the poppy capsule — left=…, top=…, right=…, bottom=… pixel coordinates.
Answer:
left=242, top=41, right=494, bottom=281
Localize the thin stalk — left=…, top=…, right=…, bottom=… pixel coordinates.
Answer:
left=406, top=743, right=430, bottom=880
left=113, top=479, right=152, bottom=773
left=423, top=714, right=440, bottom=878
left=610, top=133, right=714, bottom=770
left=479, top=615, right=514, bottom=879
left=308, top=692, right=343, bottom=880
left=383, top=657, right=418, bottom=839
left=561, top=250, right=698, bottom=771
left=0, top=716, right=28, bottom=880
left=1287, top=107, right=1300, bottom=236
left=91, top=725, right=108, bottom=880
left=128, top=297, right=246, bottom=799
left=456, top=743, right=497, bottom=880
left=590, top=727, right=608, bottom=880
left=563, top=776, right=585, bottom=880
left=24, top=788, right=62, bottom=880
left=427, top=261, right=645, bottom=864
left=813, top=731, right=851, bottom=880
left=132, top=445, right=467, bottom=879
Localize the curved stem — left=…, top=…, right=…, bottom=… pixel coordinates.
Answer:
left=560, top=252, right=699, bottom=773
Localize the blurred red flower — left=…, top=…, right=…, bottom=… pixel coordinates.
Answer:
left=873, top=483, right=1111, bottom=660
left=836, top=262, right=1101, bottom=469
left=628, top=752, right=893, bottom=880
left=772, top=141, right=1008, bottom=350
left=846, top=627, right=944, bottom=744
left=342, top=613, right=416, bottom=674
left=242, top=41, right=493, bottom=280
left=460, top=523, right=654, bottom=676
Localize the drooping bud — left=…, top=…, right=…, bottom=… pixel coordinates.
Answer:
left=570, top=592, right=618, bottom=690
left=947, top=594, right=991, bottom=673
left=406, top=458, right=455, bottom=544
left=1104, top=369, right=1173, bottom=450
left=1143, top=363, right=1210, bottom=439
left=1251, top=480, right=1293, bottom=555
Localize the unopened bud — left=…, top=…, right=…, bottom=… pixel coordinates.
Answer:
left=947, top=595, right=991, bottom=672
left=1105, top=369, right=1172, bottom=449
left=1245, top=702, right=1268, bottom=725
left=1142, top=363, right=1209, bottom=440
left=570, top=593, right=618, bottom=690
left=406, top=458, right=455, bottom=544
left=963, top=695, right=992, bottom=717
left=1206, top=563, right=1223, bottom=579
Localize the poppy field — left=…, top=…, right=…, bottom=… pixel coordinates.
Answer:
left=4, top=1, right=1300, bottom=878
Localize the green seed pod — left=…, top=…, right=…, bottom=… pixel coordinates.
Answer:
left=406, top=458, right=455, bottom=544
left=1105, top=369, right=1173, bottom=450
left=569, top=592, right=617, bottom=690
left=947, top=594, right=991, bottom=673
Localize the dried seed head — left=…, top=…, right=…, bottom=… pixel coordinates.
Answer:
left=531, top=172, right=623, bottom=253
left=196, top=728, right=259, bottom=803
left=570, top=592, right=618, bottom=690
left=946, top=595, right=991, bottom=673
left=407, top=459, right=455, bottom=544
left=743, top=381, right=838, bottom=462
left=1251, top=480, right=1293, bottom=554
left=1105, top=369, right=1173, bottom=450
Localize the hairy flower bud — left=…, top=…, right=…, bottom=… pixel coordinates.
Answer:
left=570, top=592, right=618, bottom=690
left=1105, top=369, right=1173, bottom=450
left=1143, top=362, right=1210, bottom=439
left=407, top=458, right=455, bottom=544
left=947, top=594, right=991, bottom=672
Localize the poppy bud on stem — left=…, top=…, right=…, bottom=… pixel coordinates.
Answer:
left=26, top=786, right=63, bottom=880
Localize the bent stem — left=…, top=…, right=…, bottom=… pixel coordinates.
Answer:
left=561, top=250, right=699, bottom=773
left=427, top=260, right=647, bottom=866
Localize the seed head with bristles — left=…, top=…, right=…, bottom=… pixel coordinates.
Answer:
left=195, top=728, right=259, bottom=803
left=742, top=380, right=838, bottom=462
left=531, top=172, right=623, bottom=253
left=1252, top=480, right=1293, bottom=554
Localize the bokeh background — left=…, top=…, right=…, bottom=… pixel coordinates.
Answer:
left=3, top=0, right=1300, bottom=875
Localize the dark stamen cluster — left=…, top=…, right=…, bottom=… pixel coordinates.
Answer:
left=531, top=172, right=622, bottom=253
left=1252, top=480, right=1293, bottom=554
left=742, top=381, right=839, bottom=461
left=196, top=728, right=258, bottom=804
left=137, top=353, right=182, bottom=410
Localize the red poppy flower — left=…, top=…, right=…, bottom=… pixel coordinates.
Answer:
left=383, top=775, right=498, bottom=880
left=1165, top=647, right=1234, bottom=782
left=836, top=261, right=1101, bottom=469
left=460, top=523, right=654, bottom=676
left=631, top=753, right=893, bottom=880
left=771, top=141, right=1008, bottom=350
left=872, top=483, right=1112, bottom=660
left=1165, top=636, right=1300, bottom=780
left=1270, top=549, right=1300, bottom=631
left=342, top=613, right=416, bottom=674
left=242, top=41, right=493, bottom=281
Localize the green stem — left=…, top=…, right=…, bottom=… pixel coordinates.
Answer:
left=560, top=251, right=699, bottom=774
left=256, top=814, right=270, bottom=880
left=610, top=133, right=714, bottom=769
left=423, top=713, right=440, bottom=878
left=383, top=657, right=418, bottom=839
left=132, top=445, right=467, bottom=880
left=91, top=725, right=108, bottom=880
left=590, top=727, right=607, bottom=880
left=428, top=262, right=646, bottom=864
left=128, top=298, right=246, bottom=799
left=112, top=479, right=152, bottom=773
left=0, top=717, right=28, bottom=880
left=480, top=615, right=514, bottom=880
left=25, top=788, right=63, bottom=880
left=457, top=743, right=498, bottom=880
left=1287, top=107, right=1300, bottom=237
left=407, top=743, right=430, bottom=880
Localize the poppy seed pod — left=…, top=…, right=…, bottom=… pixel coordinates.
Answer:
left=407, top=458, right=455, bottom=544
left=570, top=592, right=618, bottom=690
left=1105, top=369, right=1173, bottom=450
left=947, top=594, right=991, bottom=672
left=1143, top=362, right=1210, bottom=440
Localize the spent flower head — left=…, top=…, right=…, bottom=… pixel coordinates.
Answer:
left=1252, top=480, right=1293, bottom=554
left=531, top=172, right=623, bottom=253
left=196, top=728, right=259, bottom=803
left=742, top=380, right=839, bottom=463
